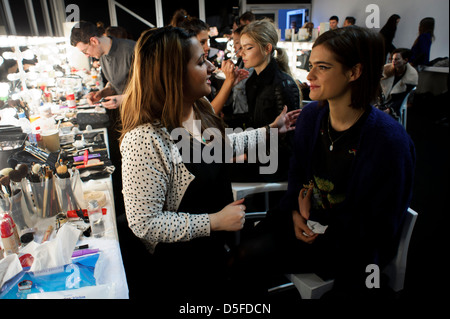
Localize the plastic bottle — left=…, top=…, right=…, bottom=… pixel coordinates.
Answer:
left=87, top=199, right=105, bottom=238
left=34, top=126, right=44, bottom=148
left=2, top=212, right=20, bottom=247
left=66, top=93, right=76, bottom=108
left=18, top=112, right=34, bottom=143
left=1, top=217, right=19, bottom=256
left=34, top=105, right=56, bottom=132
left=0, top=108, right=19, bottom=126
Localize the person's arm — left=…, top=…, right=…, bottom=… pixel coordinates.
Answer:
left=121, top=127, right=246, bottom=246
left=101, top=94, right=123, bottom=109
left=121, top=127, right=210, bottom=244
left=274, top=78, right=302, bottom=114
left=86, top=84, right=116, bottom=104
left=226, top=106, right=300, bottom=156
left=211, top=60, right=249, bottom=114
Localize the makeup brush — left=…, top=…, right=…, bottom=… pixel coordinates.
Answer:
left=29, top=163, right=43, bottom=215
left=56, top=160, right=69, bottom=210
left=0, top=168, right=13, bottom=177
left=3, top=167, right=28, bottom=231
left=13, top=164, right=36, bottom=217
left=56, top=160, right=82, bottom=215
left=0, top=182, right=10, bottom=212
left=56, top=160, right=70, bottom=179
left=0, top=175, right=11, bottom=196
left=9, top=164, right=29, bottom=191
left=50, top=171, right=61, bottom=217
left=8, top=169, right=25, bottom=192
left=30, top=163, right=41, bottom=183
left=8, top=170, right=21, bottom=182
left=42, top=170, right=52, bottom=218
left=17, top=164, right=28, bottom=178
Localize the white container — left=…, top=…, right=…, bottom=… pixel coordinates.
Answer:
left=87, top=200, right=105, bottom=238
left=18, top=112, right=32, bottom=134
left=18, top=112, right=34, bottom=143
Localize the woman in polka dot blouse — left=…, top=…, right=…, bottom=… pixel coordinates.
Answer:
left=119, top=26, right=299, bottom=297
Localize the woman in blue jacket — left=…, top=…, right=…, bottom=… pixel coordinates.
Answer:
left=235, top=26, right=416, bottom=298
left=410, top=17, right=435, bottom=68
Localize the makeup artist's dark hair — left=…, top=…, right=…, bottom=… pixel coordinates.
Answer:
left=70, top=20, right=103, bottom=46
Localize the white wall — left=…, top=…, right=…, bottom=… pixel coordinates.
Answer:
left=311, top=0, right=449, bottom=61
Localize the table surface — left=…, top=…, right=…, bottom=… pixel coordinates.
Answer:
left=0, top=127, right=129, bottom=299
left=231, top=181, right=288, bottom=201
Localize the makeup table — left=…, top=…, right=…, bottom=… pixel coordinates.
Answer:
left=0, top=128, right=129, bottom=299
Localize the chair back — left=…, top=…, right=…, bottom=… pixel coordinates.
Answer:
left=383, top=207, right=418, bottom=292
left=398, top=86, right=416, bottom=129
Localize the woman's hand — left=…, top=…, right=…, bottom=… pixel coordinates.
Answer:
left=298, top=186, right=313, bottom=220
left=86, top=86, right=116, bottom=105
left=234, top=68, right=249, bottom=86
left=270, top=106, right=301, bottom=134
left=209, top=198, right=246, bottom=231
left=86, top=91, right=102, bottom=105
left=101, top=94, right=123, bottom=110
left=221, top=59, right=237, bottom=84
left=292, top=210, right=318, bottom=244
left=221, top=60, right=249, bottom=87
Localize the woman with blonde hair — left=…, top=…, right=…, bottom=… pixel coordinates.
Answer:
left=234, top=18, right=301, bottom=182
left=119, top=26, right=299, bottom=299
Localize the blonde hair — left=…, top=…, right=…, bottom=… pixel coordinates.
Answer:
left=241, top=18, right=291, bottom=75
left=120, top=26, right=224, bottom=144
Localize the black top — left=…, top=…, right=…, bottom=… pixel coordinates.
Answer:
left=178, top=137, right=234, bottom=215
left=231, top=59, right=300, bottom=183
left=245, top=59, right=300, bottom=128
left=153, top=136, right=235, bottom=274
left=309, top=111, right=369, bottom=225
left=153, top=136, right=236, bottom=296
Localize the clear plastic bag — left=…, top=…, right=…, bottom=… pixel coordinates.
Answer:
left=0, top=252, right=101, bottom=299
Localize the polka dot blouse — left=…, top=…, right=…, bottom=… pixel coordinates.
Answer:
left=121, top=122, right=267, bottom=253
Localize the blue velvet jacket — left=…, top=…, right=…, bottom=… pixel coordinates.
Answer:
left=280, top=101, right=416, bottom=287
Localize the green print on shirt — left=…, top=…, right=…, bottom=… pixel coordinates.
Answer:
left=312, top=175, right=346, bottom=209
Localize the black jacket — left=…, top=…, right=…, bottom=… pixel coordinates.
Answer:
left=245, top=59, right=300, bottom=128
left=235, top=59, right=301, bottom=182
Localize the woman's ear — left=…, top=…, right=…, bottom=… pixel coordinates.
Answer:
left=349, top=63, right=363, bottom=82
left=265, top=43, right=273, bottom=56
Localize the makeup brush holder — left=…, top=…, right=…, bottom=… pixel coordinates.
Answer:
left=42, top=177, right=60, bottom=218
left=22, top=179, right=43, bottom=216
left=0, top=189, right=36, bottom=231
left=22, top=178, right=60, bottom=220
left=54, top=170, right=85, bottom=213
